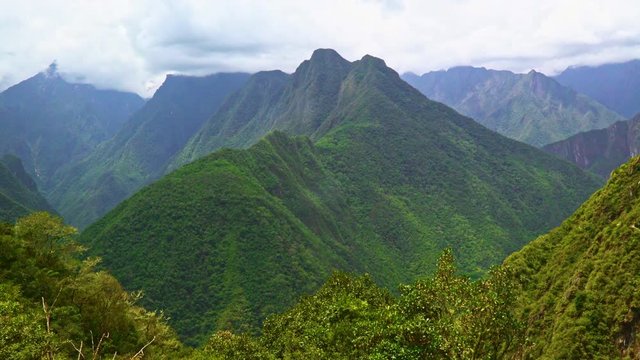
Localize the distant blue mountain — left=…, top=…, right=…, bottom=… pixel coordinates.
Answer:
left=555, top=59, right=640, bottom=118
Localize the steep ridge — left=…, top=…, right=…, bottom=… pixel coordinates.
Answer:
left=81, top=50, right=601, bottom=345
left=403, top=66, right=623, bottom=146
left=174, top=49, right=353, bottom=166
left=555, top=59, right=640, bottom=118
left=543, top=113, right=640, bottom=178
left=50, top=73, right=250, bottom=228
left=0, top=155, right=54, bottom=222
left=506, top=156, right=640, bottom=358
left=0, top=64, right=144, bottom=187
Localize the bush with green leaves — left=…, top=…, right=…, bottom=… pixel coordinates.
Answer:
left=197, top=250, right=523, bottom=359
left=0, top=212, right=187, bottom=359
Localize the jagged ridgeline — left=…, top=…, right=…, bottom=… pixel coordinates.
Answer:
left=403, top=67, right=623, bottom=147
left=555, top=59, right=640, bottom=118
left=505, top=155, right=640, bottom=358
left=0, top=65, right=145, bottom=188
left=49, top=73, right=251, bottom=228
left=81, top=49, right=601, bottom=345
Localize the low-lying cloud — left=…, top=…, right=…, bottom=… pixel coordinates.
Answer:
left=1, top=0, right=639, bottom=96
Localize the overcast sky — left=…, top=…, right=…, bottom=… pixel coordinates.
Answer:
left=1, top=0, right=639, bottom=96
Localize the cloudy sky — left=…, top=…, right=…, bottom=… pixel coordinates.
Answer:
left=1, top=0, right=639, bottom=96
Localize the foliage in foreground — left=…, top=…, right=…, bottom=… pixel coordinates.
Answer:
left=195, top=250, right=523, bottom=359
left=0, top=212, right=187, bottom=359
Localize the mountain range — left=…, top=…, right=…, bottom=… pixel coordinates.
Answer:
left=0, top=64, right=144, bottom=188
left=48, top=73, right=250, bottom=228
left=79, top=49, right=601, bottom=345
left=544, top=114, right=640, bottom=178
left=402, top=66, right=623, bottom=147
left=0, top=48, right=638, bottom=357
left=555, top=59, right=640, bottom=118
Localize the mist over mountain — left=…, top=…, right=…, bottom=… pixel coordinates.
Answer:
left=403, top=66, right=623, bottom=147
left=0, top=65, right=144, bottom=187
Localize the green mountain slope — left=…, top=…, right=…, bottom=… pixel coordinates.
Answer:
left=543, top=113, right=640, bottom=178
left=81, top=50, right=601, bottom=345
left=0, top=64, right=144, bottom=187
left=0, top=155, right=54, bottom=222
left=0, top=212, right=186, bottom=358
left=403, top=66, right=623, bottom=146
left=505, top=155, right=640, bottom=358
left=49, top=73, right=250, bottom=228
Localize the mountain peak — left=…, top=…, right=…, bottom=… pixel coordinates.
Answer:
left=359, top=54, right=387, bottom=68
left=309, top=48, right=347, bottom=63
left=294, top=48, right=352, bottom=77
left=43, top=62, right=61, bottom=79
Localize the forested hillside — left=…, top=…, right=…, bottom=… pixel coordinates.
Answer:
left=0, top=212, right=187, bottom=359
left=505, top=155, right=640, bottom=358
left=191, top=156, right=640, bottom=359
left=81, top=50, right=601, bottom=345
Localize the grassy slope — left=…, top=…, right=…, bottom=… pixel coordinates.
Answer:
left=506, top=156, right=640, bottom=359
left=81, top=51, right=602, bottom=345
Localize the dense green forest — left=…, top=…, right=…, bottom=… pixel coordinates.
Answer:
left=0, top=212, right=187, bottom=359
left=191, top=155, right=640, bottom=359
left=192, top=251, right=523, bottom=359
left=0, top=212, right=525, bottom=359
left=505, top=155, right=640, bottom=358
left=80, top=50, right=601, bottom=346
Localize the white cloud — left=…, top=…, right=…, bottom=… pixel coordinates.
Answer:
left=1, top=0, right=639, bottom=96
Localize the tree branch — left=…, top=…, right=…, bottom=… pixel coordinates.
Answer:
left=130, top=336, right=156, bottom=359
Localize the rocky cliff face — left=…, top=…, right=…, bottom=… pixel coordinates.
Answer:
left=544, top=114, right=640, bottom=177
